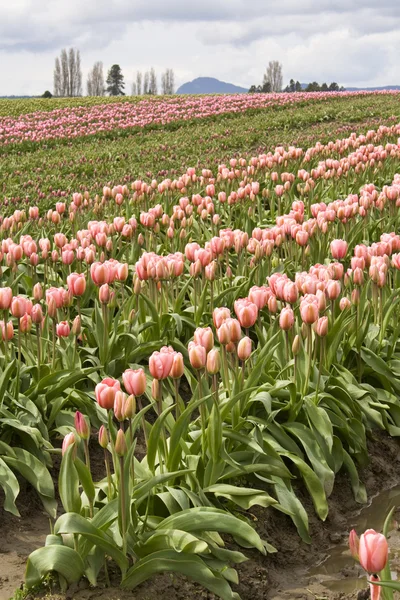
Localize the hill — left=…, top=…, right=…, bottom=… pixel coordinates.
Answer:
left=176, top=77, right=248, bottom=94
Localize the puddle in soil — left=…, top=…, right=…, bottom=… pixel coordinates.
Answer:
left=308, top=485, right=400, bottom=595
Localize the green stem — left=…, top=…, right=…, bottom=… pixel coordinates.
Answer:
left=104, top=449, right=113, bottom=502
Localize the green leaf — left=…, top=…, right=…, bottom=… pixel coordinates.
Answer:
left=74, top=457, right=95, bottom=503
left=3, top=447, right=56, bottom=517
left=205, top=484, right=278, bottom=510
left=273, top=478, right=311, bottom=544
left=25, top=545, right=85, bottom=588
left=342, top=450, right=367, bottom=504
left=135, top=529, right=209, bottom=557
left=158, top=507, right=265, bottom=554
left=121, top=550, right=240, bottom=600
left=147, top=405, right=175, bottom=473
left=54, top=512, right=129, bottom=574
left=59, top=445, right=81, bottom=514
left=0, top=457, right=20, bottom=516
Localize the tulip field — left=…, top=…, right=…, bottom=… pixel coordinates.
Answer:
left=2, top=91, right=400, bottom=600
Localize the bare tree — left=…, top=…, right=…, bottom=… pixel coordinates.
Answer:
left=54, top=48, right=82, bottom=96
left=149, top=67, right=157, bottom=95
left=53, top=57, right=62, bottom=96
left=263, top=61, right=283, bottom=93
left=60, top=49, right=69, bottom=96
left=87, top=61, right=105, bottom=96
left=161, top=68, right=175, bottom=94
left=131, top=82, right=137, bottom=95
left=136, top=71, right=142, bottom=95
left=143, top=71, right=149, bottom=94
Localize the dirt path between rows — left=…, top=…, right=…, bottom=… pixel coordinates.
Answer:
left=2, top=432, right=400, bottom=600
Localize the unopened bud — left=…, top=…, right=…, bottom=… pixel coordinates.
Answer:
left=115, top=429, right=127, bottom=457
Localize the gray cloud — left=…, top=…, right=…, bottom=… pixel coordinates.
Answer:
left=0, top=0, right=399, bottom=95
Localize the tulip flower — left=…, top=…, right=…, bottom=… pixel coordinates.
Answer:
left=330, top=239, right=348, bottom=260
left=0, top=287, right=12, bottom=310
left=194, top=327, right=214, bottom=353
left=149, top=349, right=174, bottom=380
left=56, top=321, right=70, bottom=337
left=95, top=377, right=121, bottom=410
left=359, top=529, right=388, bottom=574
left=188, top=342, right=207, bottom=370
left=279, top=308, right=295, bottom=331
left=122, top=368, right=147, bottom=396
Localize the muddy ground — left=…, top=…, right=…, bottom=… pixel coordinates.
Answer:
left=2, top=431, right=400, bottom=600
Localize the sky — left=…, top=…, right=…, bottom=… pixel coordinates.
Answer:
left=1, top=0, right=400, bottom=96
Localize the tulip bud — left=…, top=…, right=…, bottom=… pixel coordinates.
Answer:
left=98, top=425, right=109, bottom=449
left=31, top=304, right=43, bottom=324
left=123, top=395, right=136, bottom=419
left=170, top=352, right=184, bottom=379
left=349, top=529, right=360, bottom=561
left=292, top=334, right=301, bottom=355
left=314, top=316, right=328, bottom=337
left=99, top=283, right=111, bottom=305
left=206, top=348, right=221, bottom=374
left=62, top=432, right=76, bottom=456
left=47, top=296, right=57, bottom=319
left=74, top=411, right=90, bottom=440
left=72, top=315, right=81, bottom=336
left=33, top=282, right=43, bottom=301
left=152, top=378, right=160, bottom=400
left=237, top=336, right=252, bottom=361
left=114, top=391, right=126, bottom=421
left=115, top=429, right=127, bottom=457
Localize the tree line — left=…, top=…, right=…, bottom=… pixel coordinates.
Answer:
left=51, top=48, right=175, bottom=97
left=248, top=61, right=345, bottom=93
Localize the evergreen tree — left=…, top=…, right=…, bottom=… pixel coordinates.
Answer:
left=106, top=64, right=125, bottom=96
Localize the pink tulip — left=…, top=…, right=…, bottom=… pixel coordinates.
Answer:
left=149, top=347, right=174, bottom=380
left=237, top=336, right=252, bottom=361
left=330, top=239, right=348, bottom=260
left=122, top=368, right=147, bottom=396
left=234, top=299, right=258, bottom=329
left=11, top=296, right=27, bottom=318
left=349, top=529, right=360, bottom=560
left=359, top=529, right=388, bottom=574
left=194, top=327, right=214, bottom=353
left=56, top=321, right=70, bottom=337
left=62, top=432, right=76, bottom=456
left=0, top=320, right=13, bottom=341
left=0, top=287, right=12, bottom=310
left=95, top=377, right=121, bottom=410
left=279, top=308, right=295, bottom=331
left=74, top=411, right=90, bottom=440
left=67, top=272, right=86, bottom=296
left=206, top=348, right=221, bottom=374
left=188, top=342, right=207, bottom=370
left=314, top=316, right=328, bottom=337
left=300, top=295, right=319, bottom=324
left=170, top=352, right=184, bottom=379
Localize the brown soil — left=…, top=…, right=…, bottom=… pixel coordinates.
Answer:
left=2, top=432, right=400, bottom=600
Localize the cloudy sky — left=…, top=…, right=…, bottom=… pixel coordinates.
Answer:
left=1, top=0, right=400, bottom=96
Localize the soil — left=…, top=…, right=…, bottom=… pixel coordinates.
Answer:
left=2, top=431, right=400, bottom=600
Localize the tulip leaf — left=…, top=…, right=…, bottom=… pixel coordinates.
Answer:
left=121, top=549, right=240, bottom=600
left=25, top=545, right=85, bottom=588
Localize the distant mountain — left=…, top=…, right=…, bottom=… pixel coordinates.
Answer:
left=177, top=77, right=248, bottom=94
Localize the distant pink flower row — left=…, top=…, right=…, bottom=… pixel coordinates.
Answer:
left=1, top=91, right=400, bottom=146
